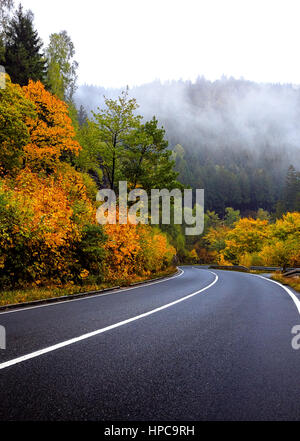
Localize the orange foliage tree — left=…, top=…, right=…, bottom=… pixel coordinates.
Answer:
left=0, top=79, right=177, bottom=290
left=104, top=221, right=175, bottom=283
left=23, top=80, right=80, bottom=172
left=0, top=79, right=105, bottom=287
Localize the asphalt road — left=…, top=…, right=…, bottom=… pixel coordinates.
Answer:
left=0, top=266, right=299, bottom=421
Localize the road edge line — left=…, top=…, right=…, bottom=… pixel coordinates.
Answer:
left=0, top=271, right=218, bottom=370
left=0, top=268, right=184, bottom=315
left=251, top=273, right=300, bottom=316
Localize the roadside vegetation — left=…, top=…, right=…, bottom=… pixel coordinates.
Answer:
left=0, top=266, right=177, bottom=307
left=0, top=3, right=177, bottom=305
left=0, top=1, right=299, bottom=305
left=271, top=274, right=300, bottom=293
left=178, top=208, right=299, bottom=268
left=0, top=75, right=176, bottom=296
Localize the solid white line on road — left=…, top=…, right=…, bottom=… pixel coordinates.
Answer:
left=195, top=267, right=300, bottom=316
left=0, top=268, right=185, bottom=316
left=196, top=267, right=300, bottom=316
left=0, top=272, right=218, bottom=370
left=253, top=274, right=300, bottom=316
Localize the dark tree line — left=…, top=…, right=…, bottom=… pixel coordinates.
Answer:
left=279, top=165, right=300, bottom=213
left=1, top=2, right=299, bottom=218
left=75, top=78, right=300, bottom=216
left=4, top=4, right=46, bottom=85
left=0, top=2, right=78, bottom=102
left=172, top=143, right=282, bottom=216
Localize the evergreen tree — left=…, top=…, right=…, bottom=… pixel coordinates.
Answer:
left=78, top=104, right=88, bottom=127
left=4, top=4, right=46, bottom=86
left=0, top=0, right=14, bottom=64
left=283, top=165, right=300, bottom=211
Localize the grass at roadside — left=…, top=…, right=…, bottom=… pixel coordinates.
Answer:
left=271, top=274, right=300, bottom=293
left=250, top=270, right=271, bottom=274
left=0, top=267, right=177, bottom=307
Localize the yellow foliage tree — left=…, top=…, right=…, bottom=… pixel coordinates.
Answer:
left=23, top=80, right=81, bottom=171
left=104, top=219, right=175, bottom=283
left=221, top=218, right=269, bottom=264
left=0, top=75, right=36, bottom=175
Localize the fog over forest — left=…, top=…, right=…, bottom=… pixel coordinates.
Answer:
left=75, top=77, right=300, bottom=214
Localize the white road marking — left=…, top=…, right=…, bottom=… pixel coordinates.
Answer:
left=0, top=271, right=218, bottom=370
left=195, top=267, right=300, bottom=316
left=0, top=269, right=184, bottom=316
left=253, top=274, right=300, bottom=316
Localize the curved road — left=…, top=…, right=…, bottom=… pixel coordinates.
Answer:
left=0, top=266, right=299, bottom=421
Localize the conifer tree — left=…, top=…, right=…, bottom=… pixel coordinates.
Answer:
left=0, top=0, right=14, bottom=64
left=4, top=4, right=46, bottom=85
left=283, top=165, right=300, bottom=211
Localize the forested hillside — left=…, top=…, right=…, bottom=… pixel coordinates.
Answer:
left=76, top=78, right=300, bottom=215
left=0, top=2, right=176, bottom=301
left=0, top=1, right=299, bottom=305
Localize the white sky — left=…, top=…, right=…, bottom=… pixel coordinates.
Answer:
left=19, top=0, right=300, bottom=88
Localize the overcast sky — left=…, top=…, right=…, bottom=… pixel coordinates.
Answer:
left=19, top=0, right=300, bottom=88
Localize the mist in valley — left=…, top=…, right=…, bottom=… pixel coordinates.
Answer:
left=75, top=77, right=300, bottom=213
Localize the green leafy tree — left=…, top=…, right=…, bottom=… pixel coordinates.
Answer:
left=172, top=144, right=193, bottom=186
left=75, top=117, right=103, bottom=186
left=92, top=88, right=142, bottom=191
left=65, top=103, right=103, bottom=185
left=72, top=224, right=107, bottom=285
left=224, top=207, right=240, bottom=227
left=123, top=116, right=179, bottom=191
left=204, top=210, right=220, bottom=231
left=46, top=30, right=78, bottom=101
left=256, top=208, right=270, bottom=221
left=275, top=200, right=286, bottom=219
left=4, top=4, right=46, bottom=85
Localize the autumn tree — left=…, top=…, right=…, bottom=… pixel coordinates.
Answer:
left=204, top=224, right=229, bottom=254
left=0, top=74, right=35, bottom=175
left=0, top=77, right=104, bottom=287
left=215, top=218, right=269, bottom=264
left=4, top=4, right=46, bottom=85
left=23, top=80, right=81, bottom=172
left=0, top=166, right=100, bottom=286
left=0, top=79, right=179, bottom=289
left=259, top=212, right=300, bottom=268
left=104, top=221, right=175, bottom=283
